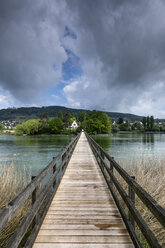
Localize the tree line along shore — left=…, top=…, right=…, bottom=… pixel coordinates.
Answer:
left=0, top=110, right=165, bottom=135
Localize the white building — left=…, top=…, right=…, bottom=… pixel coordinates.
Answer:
left=71, top=121, right=78, bottom=129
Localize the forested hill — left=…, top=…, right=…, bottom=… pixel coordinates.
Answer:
left=0, top=106, right=143, bottom=121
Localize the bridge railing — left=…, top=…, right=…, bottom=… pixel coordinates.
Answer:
left=0, top=132, right=81, bottom=248
left=85, top=132, right=165, bottom=248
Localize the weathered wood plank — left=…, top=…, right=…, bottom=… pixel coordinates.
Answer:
left=43, top=219, right=124, bottom=225
left=48, top=207, right=117, bottom=211
left=33, top=244, right=134, bottom=248
left=35, top=235, right=132, bottom=243
left=86, top=132, right=165, bottom=229
left=49, top=204, right=116, bottom=207
left=50, top=201, right=114, bottom=204
left=37, top=229, right=129, bottom=236
left=47, top=210, right=120, bottom=215
left=45, top=215, right=121, bottom=220
left=33, top=132, right=134, bottom=247
left=40, top=224, right=126, bottom=230
left=0, top=133, right=80, bottom=232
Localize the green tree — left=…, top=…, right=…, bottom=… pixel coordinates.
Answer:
left=75, top=113, right=78, bottom=120
left=153, top=125, right=160, bottom=132
left=142, top=117, right=147, bottom=131
left=150, top=116, right=154, bottom=131
left=0, top=123, right=4, bottom=131
left=160, top=125, right=165, bottom=132
left=57, top=111, right=63, bottom=120
left=15, top=123, right=25, bottom=135
left=118, top=118, right=124, bottom=124
left=48, top=117, right=63, bottom=134
left=77, top=120, right=87, bottom=132
left=147, top=116, right=150, bottom=131
left=86, top=119, right=103, bottom=134
left=39, top=112, right=49, bottom=120
left=25, top=119, right=40, bottom=135
left=15, top=119, right=40, bottom=135
left=118, top=122, right=131, bottom=131
left=70, top=116, right=76, bottom=123
left=112, top=124, right=119, bottom=133
left=78, top=112, right=87, bottom=122
left=39, top=112, right=49, bottom=133
left=63, top=112, right=71, bottom=128
left=132, top=122, right=143, bottom=131
left=86, top=110, right=111, bottom=134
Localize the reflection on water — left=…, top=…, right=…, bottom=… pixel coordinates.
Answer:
left=93, top=133, right=165, bottom=167
left=0, top=135, right=73, bottom=176
left=0, top=133, right=165, bottom=177
left=92, top=135, right=111, bottom=151
left=142, top=133, right=154, bottom=143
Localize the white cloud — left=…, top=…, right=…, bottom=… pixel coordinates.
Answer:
left=63, top=81, right=81, bottom=108
left=1, top=0, right=165, bottom=118
left=130, top=81, right=165, bottom=117
left=61, top=0, right=165, bottom=118
left=0, top=94, right=9, bottom=107
left=63, top=81, right=79, bottom=93
left=0, top=88, right=15, bottom=108
left=51, top=94, right=60, bottom=99
left=0, top=0, right=67, bottom=103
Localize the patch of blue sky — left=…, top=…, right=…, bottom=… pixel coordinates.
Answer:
left=47, top=31, right=82, bottom=106
left=50, top=48, right=82, bottom=96
left=43, top=84, right=67, bottom=106
left=62, top=48, right=82, bottom=81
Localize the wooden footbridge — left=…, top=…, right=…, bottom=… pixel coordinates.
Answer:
left=0, top=131, right=165, bottom=248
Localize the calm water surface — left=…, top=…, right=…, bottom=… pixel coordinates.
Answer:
left=0, top=133, right=165, bottom=177
left=93, top=133, right=165, bottom=168
left=0, top=135, right=73, bottom=176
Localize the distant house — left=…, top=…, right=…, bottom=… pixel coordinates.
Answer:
left=71, top=121, right=78, bottom=129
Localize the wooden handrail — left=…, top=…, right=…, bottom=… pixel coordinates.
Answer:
left=85, top=132, right=165, bottom=227
left=85, top=132, right=165, bottom=248
left=0, top=132, right=81, bottom=247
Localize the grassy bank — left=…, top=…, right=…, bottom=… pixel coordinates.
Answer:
left=0, top=159, right=31, bottom=247
left=116, top=157, right=165, bottom=247
left=0, top=156, right=164, bottom=247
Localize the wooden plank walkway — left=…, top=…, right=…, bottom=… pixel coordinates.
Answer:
left=33, top=132, right=134, bottom=248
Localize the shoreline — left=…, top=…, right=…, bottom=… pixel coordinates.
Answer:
left=1, top=131, right=165, bottom=136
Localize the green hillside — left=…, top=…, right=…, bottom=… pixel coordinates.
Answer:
left=0, top=106, right=143, bottom=122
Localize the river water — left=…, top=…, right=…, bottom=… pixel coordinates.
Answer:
left=0, top=133, right=164, bottom=177
left=93, top=133, right=165, bottom=168
left=0, top=135, right=73, bottom=176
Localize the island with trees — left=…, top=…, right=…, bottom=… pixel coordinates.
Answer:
left=0, top=109, right=165, bottom=135
left=112, top=115, right=165, bottom=133
left=14, top=110, right=112, bottom=135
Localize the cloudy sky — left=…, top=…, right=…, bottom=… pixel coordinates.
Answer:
left=1, top=0, right=165, bottom=117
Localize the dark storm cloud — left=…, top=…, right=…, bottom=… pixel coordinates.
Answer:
left=66, top=0, right=165, bottom=86
left=0, top=0, right=67, bottom=103
left=63, top=0, right=165, bottom=116
left=1, top=0, right=165, bottom=116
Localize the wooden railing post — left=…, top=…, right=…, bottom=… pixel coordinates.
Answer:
left=62, top=152, right=66, bottom=171
left=101, top=151, right=105, bottom=170
left=31, top=176, right=38, bottom=228
left=53, top=162, right=56, bottom=188
left=110, top=157, right=114, bottom=189
left=67, top=147, right=70, bottom=159
left=129, top=175, right=135, bottom=229
left=69, top=145, right=72, bottom=158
